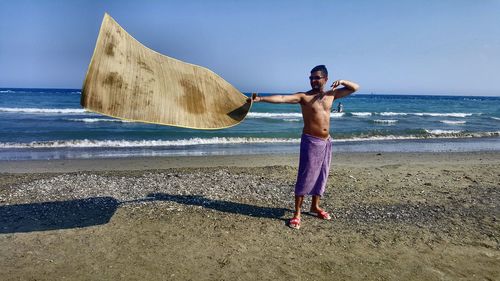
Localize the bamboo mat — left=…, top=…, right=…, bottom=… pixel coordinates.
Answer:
left=81, top=13, right=252, bottom=129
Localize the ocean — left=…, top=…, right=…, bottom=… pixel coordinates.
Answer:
left=0, top=88, right=499, bottom=160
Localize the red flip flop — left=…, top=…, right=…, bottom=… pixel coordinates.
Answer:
left=288, top=217, right=301, bottom=229
left=316, top=210, right=332, bottom=220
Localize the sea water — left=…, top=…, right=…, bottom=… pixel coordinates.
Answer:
left=0, top=88, right=499, bottom=160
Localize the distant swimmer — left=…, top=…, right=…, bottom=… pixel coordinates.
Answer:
left=332, top=102, right=343, bottom=113
left=337, top=102, right=343, bottom=113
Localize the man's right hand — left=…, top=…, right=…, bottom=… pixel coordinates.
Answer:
left=247, top=93, right=260, bottom=103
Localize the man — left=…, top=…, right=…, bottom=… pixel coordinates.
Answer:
left=252, top=65, right=359, bottom=229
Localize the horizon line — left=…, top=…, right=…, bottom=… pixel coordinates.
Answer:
left=1, top=87, right=499, bottom=97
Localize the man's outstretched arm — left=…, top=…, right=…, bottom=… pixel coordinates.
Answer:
left=329, top=80, right=360, bottom=99
left=252, top=93, right=303, bottom=104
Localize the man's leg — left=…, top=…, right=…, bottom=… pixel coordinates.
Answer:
left=288, top=195, right=304, bottom=229
left=311, top=195, right=331, bottom=220
left=310, top=195, right=323, bottom=213
left=294, top=195, right=304, bottom=218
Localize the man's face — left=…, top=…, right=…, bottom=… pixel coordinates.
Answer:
left=309, top=71, right=327, bottom=91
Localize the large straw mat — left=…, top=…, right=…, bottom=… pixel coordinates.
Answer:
left=81, top=13, right=252, bottom=129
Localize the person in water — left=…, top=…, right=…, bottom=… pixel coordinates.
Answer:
left=337, top=102, right=343, bottom=113
left=251, top=65, right=359, bottom=229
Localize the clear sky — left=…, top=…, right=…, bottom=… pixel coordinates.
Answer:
left=1, top=0, right=499, bottom=95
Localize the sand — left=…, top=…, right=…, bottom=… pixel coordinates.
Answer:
left=1, top=152, right=499, bottom=280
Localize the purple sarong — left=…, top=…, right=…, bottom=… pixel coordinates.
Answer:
left=294, top=133, right=332, bottom=196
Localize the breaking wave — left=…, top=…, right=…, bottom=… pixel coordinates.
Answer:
left=440, top=120, right=466, bottom=125
left=2, top=132, right=499, bottom=149
left=68, top=118, right=131, bottom=123
left=0, top=107, right=87, bottom=114
left=247, top=112, right=345, bottom=119
left=379, top=112, right=473, bottom=117
left=373, top=119, right=398, bottom=124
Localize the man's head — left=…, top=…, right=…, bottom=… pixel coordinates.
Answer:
left=309, top=65, right=328, bottom=91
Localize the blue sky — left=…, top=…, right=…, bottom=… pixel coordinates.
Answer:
left=0, top=0, right=499, bottom=95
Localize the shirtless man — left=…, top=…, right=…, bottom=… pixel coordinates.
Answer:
left=252, top=65, right=359, bottom=229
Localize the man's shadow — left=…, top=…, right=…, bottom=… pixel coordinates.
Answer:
left=0, top=194, right=288, bottom=234
left=146, top=193, right=288, bottom=220
left=0, top=197, right=119, bottom=234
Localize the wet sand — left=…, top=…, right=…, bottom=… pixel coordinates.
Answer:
left=1, top=152, right=499, bottom=280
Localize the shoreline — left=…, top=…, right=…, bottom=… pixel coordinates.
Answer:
left=1, top=151, right=499, bottom=174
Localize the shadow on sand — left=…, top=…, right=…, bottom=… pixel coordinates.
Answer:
left=146, top=193, right=288, bottom=221
left=0, top=197, right=119, bottom=234
left=0, top=194, right=288, bottom=234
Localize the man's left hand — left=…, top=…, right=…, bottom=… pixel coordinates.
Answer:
left=330, top=80, right=343, bottom=90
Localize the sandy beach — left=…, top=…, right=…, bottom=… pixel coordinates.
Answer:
left=1, top=152, right=499, bottom=280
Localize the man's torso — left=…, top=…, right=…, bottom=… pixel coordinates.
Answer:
left=299, top=90, right=334, bottom=139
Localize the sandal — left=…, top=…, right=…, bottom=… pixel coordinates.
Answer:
left=315, top=210, right=332, bottom=220
left=288, top=217, right=301, bottom=229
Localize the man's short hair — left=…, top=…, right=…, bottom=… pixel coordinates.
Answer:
left=311, top=65, right=328, bottom=77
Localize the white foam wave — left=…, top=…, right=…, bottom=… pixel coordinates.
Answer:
left=413, top=113, right=472, bottom=117
left=425, top=129, right=463, bottom=135
left=351, top=112, right=372, bottom=117
left=0, top=137, right=301, bottom=149
left=373, top=119, right=398, bottom=124
left=247, top=112, right=302, bottom=119
left=0, top=107, right=87, bottom=114
left=379, top=112, right=408, bottom=116
left=2, top=132, right=499, bottom=149
left=1, top=89, right=79, bottom=94
left=491, top=117, right=500, bottom=121
left=68, top=118, right=131, bottom=123
left=247, top=112, right=345, bottom=119
left=440, top=120, right=466, bottom=125
left=331, top=112, right=345, bottom=118
left=335, top=131, right=500, bottom=142
left=334, top=135, right=418, bottom=142
left=378, top=112, right=473, bottom=117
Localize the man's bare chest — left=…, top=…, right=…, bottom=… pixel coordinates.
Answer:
left=303, top=96, right=334, bottom=112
